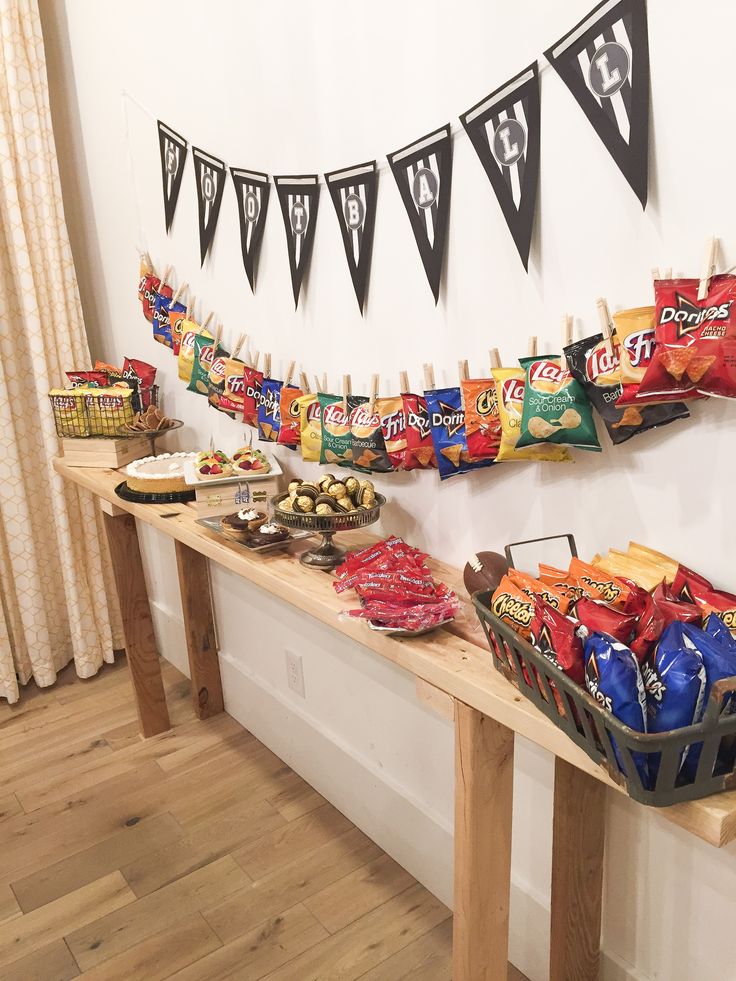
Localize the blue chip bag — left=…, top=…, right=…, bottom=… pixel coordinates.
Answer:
left=258, top=377, right=283, bottom=442
left=641, top=622, right=707, bottom=783
left=153, top=294, right=184, bottom=348
left=424, top=386, right=492, bottom=481
left=585, top=632, right=649, bottom=786
left=704, top=614, right=736, bottom=655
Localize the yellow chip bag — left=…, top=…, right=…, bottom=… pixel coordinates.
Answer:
left=492, top=368, right=571, bottom=462
left=297, top=393, right=323, bottom=462
left=84, top=387, right=134, bottom=435
left=49, top=388, right=90, bottom=437
left=178, top=324, right=212, bottom=383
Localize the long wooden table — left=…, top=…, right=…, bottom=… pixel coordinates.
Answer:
left=55, top=459, right=736, bottom=980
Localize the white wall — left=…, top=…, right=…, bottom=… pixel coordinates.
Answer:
left=40, top=1, right=736, bottom=977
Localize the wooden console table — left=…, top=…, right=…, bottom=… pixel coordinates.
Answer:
left=54, top=459, right=736, bottom=981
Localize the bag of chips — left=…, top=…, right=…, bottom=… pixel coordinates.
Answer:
left=630, top=583, right=702, bottom=663
left=507, top=568, right=570, bottom=615
left=614, top=306, right=702, bottom=406
left=575, top=598, right=637, bottom=645
left=138, top=255, right=152, bottom=303
left=179, top=325, right=212, bottom=384
left=94, top=360, right=120, bottom=374
left=207, top=348, right=232, bottom=413
left=585, top=633, right=649, bottom=785
left=170, top=313, right=196, bottom=356
left=638, top=276, right=736, bottom=400
left=350, top=401, right=392, bottom=473
left=188, top=336, right=223, bottom=397
left=569, top=558, right=632, bottom=610
left=492, top=368, right=571, bottom=462
left=278, top=385, right=304, bottom=447
left=402, top=393, right=436, bottom=469
left=376, top=397, right=407, bottom=470
left=140, top=273, right=161, bottom=323
left=461, top=378, right=501, bottom=462
left=538, top=563, right=605, bottom=614
left=243, top=365, right=264, bottom=428
left=297, top=393, right=323, bottom=462
left=121, top=358, right=157, bottom=410
left=565, top=333, right=690, bottom=443
left=66, top=370, right=109, bottom=388
left=319, top=394, right=355, bottom=466
left=627, top=541, right=679, bottom=584
left=218, top=358, right=246, bottom=418
left=84, top=387, right=135, bottom=434
left=517, top=356, right=600, bottom=451
left=490, top=575, right=535, bottom=638
left=425, top=386, right=493, bottom=480
left=258, top=377, right=283, bottom=442
left=153, top=290, right=183, bottom=348
left=594, top=550, right=666, bottom=592
left=530, top=598, right=585, bottom=685
left=671, top=566, right=736, bottom=633
left=49, top=388, right=90, bottom=436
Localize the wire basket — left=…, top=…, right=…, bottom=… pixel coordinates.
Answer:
left=471, top=536, right=736, bottom=806
left=271, top=492, right=386, bottom=569
left=49, top=385, right=159, bottom=439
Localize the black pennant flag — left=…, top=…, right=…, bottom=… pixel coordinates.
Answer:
left=230, top=167, right=271, bottom=293
left=157, top=121, right=188, bottom=233
left=460, top=64, right=540, bottom=271
left=324, top=161, right=377, bottom=314
left=192, top=147, right=227, bottom=265
left=274, top=175, right=320, bottom=308
left=388, top=125, right=452, bottom=304
left=544, top=0, right=649, bottom=207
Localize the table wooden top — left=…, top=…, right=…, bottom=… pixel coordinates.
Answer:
left=54, top=458, right=736, bottom=848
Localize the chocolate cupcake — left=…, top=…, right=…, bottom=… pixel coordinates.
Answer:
left=220, top=508, right=267, bottom=540
left=246, top=521, right=290, bottom=546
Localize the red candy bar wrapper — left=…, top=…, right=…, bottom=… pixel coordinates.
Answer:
left=530, top=599, right=585, bottom=686
left=575, top=598, right=637, bottom=646
left=243, top=366, right=264, bottom=428
left=402, top=393, right=436, bottom=470
left=638, top=275, right=736, bottom=400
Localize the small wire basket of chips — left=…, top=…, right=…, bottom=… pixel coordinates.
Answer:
left=49, top=385, right=177, bottom=439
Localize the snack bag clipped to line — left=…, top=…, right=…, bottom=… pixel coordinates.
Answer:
left=402, top=393, right=436, bottom=469
left=460, top=378, right=501, bottom=462
left=153, top=291, right=184, bottom=349
left=638, top=276, right=736, bottom=400
left=138, top=255, right=152, bottom=304
left=517, top=355, right=601, bottom=452
left=319, top=394, right=358, bottom=467
left=140, top=273, right=161, bottom=323
left=297, top=393, right=323, bottom=462
left=425, top=386, right=492, bottom=480
left=207, top=348, right=233, bottom=414
left=242, top=365, right=263, bottom=428
left=218, top=358, right=246, bottom=418
left=258, top=377, right=283, bottom=442
left=187, top=335, right=223, bottom=397
left=350, top=401, right=393, bottom=473
left=178, top=325, right=212, bottom=384
left=376, top=396, right=407, bottom=470
left=170, top=313, right=196, bottom=357
left=278, top=385, right=304, bottom=448
left=565, top=333, right=690, bottom=443
left=492, top=368, right=571, bottom=463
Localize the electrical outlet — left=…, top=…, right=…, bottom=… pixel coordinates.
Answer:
left=285, top=651, right=305, bottom=698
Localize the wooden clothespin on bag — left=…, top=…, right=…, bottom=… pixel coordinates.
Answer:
left=212, top=323, right=223, bottom=352
left=264, top=353, right=272, bottom=378
left=284, top=360, right=296, bottom=387
left=299, top=371, right=311, bottom=394
left=399, top=371, right=410, bottom=395
left=698, top=236, right=718, bottom=300
left=186, top=294, right=196, bottom=319
left=560, top=315, right=573, bottom=369
left=342, top=374, right=351, bottom=413
left=171, top=281, right=188, bottom=305
left=458, top=359, right=469, bottom=383
left=526, top=336, right=538, bottom=358
left=489, top=348, right=502, bottom=372
left=321, top=372, right=327, bottom=393
left=368, top=374, right=379, bottom=413
left=423, top=363, right=436, bottom=391
left=596, top=298, right=614, bottom=357
left=203, top=311, right=215, bottom=332
left=160, top=265, right=172, bottom=291
left=252, top=351, right=260, bottom=370
left=232, top=333, right=247, bottom=360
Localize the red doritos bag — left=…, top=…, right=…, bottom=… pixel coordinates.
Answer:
left=530, top=599, right=585, bottom=685
left=140, top=274, right=161, bottom=323
left=402, top=393, right=436, bottom=470
left=243, top=365, right=263, bottom=428
left=638, top=275, right=736, bottom=400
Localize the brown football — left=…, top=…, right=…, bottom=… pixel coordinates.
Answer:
left=463, top=551, right=508, bottom=597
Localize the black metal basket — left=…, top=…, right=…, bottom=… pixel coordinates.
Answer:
left=49, top=385, right=159, bottom=438
left=471, top=534, right=736, bottom=807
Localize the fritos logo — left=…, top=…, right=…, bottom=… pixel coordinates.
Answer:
left=226, top=374, right=244, bottom=394
left=382, top=410, right=405, bottom=441
left=623, top=328, right=655, bottom=368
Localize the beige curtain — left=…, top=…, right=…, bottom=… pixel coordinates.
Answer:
left=0, top=0, right=123, bottom=703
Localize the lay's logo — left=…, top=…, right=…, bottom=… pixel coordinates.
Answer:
left=529, top=360, right=567, bottom=392
left=210, top=357, right=227, bottom=375
left=306, top=401, right=322, bottom=422
left=585, top=343, right=620, bottom=386
left=501, top=378, right=525, bottom=409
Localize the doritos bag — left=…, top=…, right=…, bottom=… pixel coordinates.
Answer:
left=178, top=325, right=212, bottom=384
left=575, top=599, right=637, bottom=645
left=350, top=401, right=392, bottom=473
left=258, top=377, right=283, bottom=442
left=219, top=358, right=246, bottom=418
left=278, top=385, right=304, bottom=447
left=297, top=393, right=323, bottom=462
left=492, top=368, right=571, bottom=463
left=614, top=305, right=702, bottom=406
left=140, top=273, right=160, bottom=322
left=638, top=275, right=736, bottom=400
left=530, top=599, right=585, bottom=685
left=630, top=583, right=702, bottom=663
left=121, top=357, right=156, bottom=410
left=66, top=370, right=109, bottom=388
left=461, top=378, right=502, bottom=462
left=565, top=333, right=690, bottom=443
left=517, top=355, right=600, bottom=451
left=377, top=397, right=407, bottom=470
left=425, top=386, right=492, bottom=480
left=243, top=365, right=264, bottom=428
left=153, top=291, right=183, bottom=349
left=402, top=393, right=436, bottom=469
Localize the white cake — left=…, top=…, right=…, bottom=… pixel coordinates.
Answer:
left=125, top=452, right=196, bottom=494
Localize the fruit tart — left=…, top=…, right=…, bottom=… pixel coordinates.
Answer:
left=195, top=449, right=233, bottom=480
left=232, top=445, right=271, bottom=474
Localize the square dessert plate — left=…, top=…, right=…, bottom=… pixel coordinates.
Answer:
left=184, top=453, right=283, bottom=487
left=195, top=516, right=314, bottom=553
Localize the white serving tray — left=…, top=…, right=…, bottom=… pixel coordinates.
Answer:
left=183, top=453, right=283, bottom=487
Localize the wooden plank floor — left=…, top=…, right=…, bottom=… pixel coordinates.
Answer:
left=0, top=657, right=528, bottom=980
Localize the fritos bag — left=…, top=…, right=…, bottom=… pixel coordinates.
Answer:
left=297, top=393, right=323, bottom=462
left=614, top=306, right=701, bottom=406
left=138, top=256, right=152, bottom=303
left=492, top=368, right=571, bottom=463
left=242, top=365, right=263, bottom=427
left=461, top=378, right=501, bottom=462
left=178, top=325, right=212, bottom=384
left=278, top=385, right=304, bottom=447
left=376, top=397, right=407, bottom=470
left=258, top=377, right=283, bottom=442
left=517, top=356, right=600, bottom=451
left=218, top=358, right=246, bottom=418
left=402, top=393, right=436, bottom=469
left=350, top=401, right=392, bottom=473
left=638, top=276, right=736, bottom=399
left=565, top=333, right=690, bottom=442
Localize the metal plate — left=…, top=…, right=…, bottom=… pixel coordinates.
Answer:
left=272, top=492, right=386, bottom=533
left=195, top=516, right=314, bottom=553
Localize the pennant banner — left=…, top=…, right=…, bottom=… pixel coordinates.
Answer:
left=231, top=167, right=271, bottom=293
left=157, top=121, right=188, bottom=233
left=460, top=63, right=540, bottom=271
left=274, top=175, right=320, bottom=308
left=192, top=147, right=227, bottom=265
left=388, top=125, right=453, bottom=304
left=324, top=161, right=378, bottom=315
left=544, top=0, right=649, bottom=207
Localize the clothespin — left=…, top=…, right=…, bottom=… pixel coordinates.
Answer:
left=698, top=236, right=718, bottom=300
left=526, top=337, right=538, bottom=358
left=313, top=373, right=322, bottom=393
left=186, top=294, right=195, bottom=319
left=663, top=267, right=672, bottom=280
left=489, top=348, right=501, bottom=371
left=423, top=363, right=435, bottom=390
left=299, top=371, right=310, bottom=393
left=368, top=374, right=379, bottom=413
left=160, top=265, right=172, bottom=289
left=232, top=333, right=246, bottom=359
left=203, top=311, right=214, bottom=331
left=596, top=298, right=614, bottom=357
left=144, top=251, right=156, bottom=276
left=284, top=360, right=295, bottom=386
left=651, top=267, right=661, bottom=283
left=172, top=281, right=188, bottom=304
left=342, top=374, right=351, bottom=413
left=399, top=371, right=410, bottom=394
left=212, top=323, right=223, bottom=350
left=252, top=351, right=260, bottom=370
left=264, top=352, right=272, bottom=378
left=458, top=359, right=469, bottom=382
left=560, top=315, right=573, bottom=369
left=322, top=372, right=327, bottom=392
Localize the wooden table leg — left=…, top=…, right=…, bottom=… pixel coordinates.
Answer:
left=102, top=512, right=170, bottom=737
left=174, top=541, right=224, bottom=719
left=549, top=758, right=606, bottom=981
left=453, top=702, right=514, bottom=981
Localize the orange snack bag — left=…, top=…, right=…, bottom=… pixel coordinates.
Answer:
left=490, top=575, right=535, bottom=638
left=538, top=563, right=606, bottom=610
left=568, top=558, right=631, bottom=610
left=507, top=568, right=570, bottom=616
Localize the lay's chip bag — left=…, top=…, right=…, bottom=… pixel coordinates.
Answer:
left=297, top=393, right=323, bottom=462
left=178, top=324, right=212, bottom=384
left=170, top=312, right=196, bottom=356
left=492, top=367, right=571, bottom=463
left=188, top=335, right=224, bottom=397
left=319, top=394, right=354, bottom=467
left=517, top=355, right=600, bottom=452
